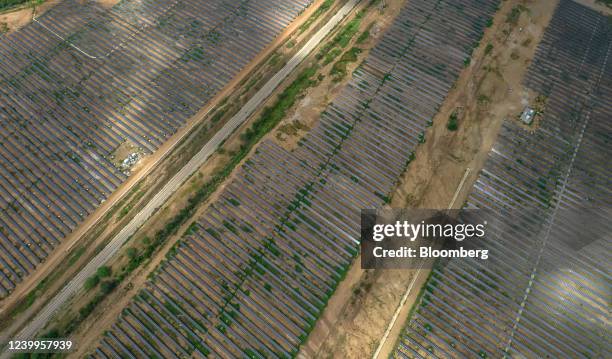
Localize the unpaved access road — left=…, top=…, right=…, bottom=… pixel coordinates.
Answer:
left=1, top=0, right=360, bottom=353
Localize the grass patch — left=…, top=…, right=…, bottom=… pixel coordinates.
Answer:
left=67, top=246, right=85, bottom=266
left=330, top=47, right=362, bottom=82
left=269, top=52, right=283, bottom=67
left=478, top=94, right=490, bottom=105
left=299, top=0, right=335, bottom=33
left=116, top=204, right=133, bottom=220
left=11, top=291, right=37, bottom=316
left=323, top=47, right=343, bottom=65
left=356, top=22, right=374, bottom=44
left=241, top=65, right=318, bottom=143
left=96, top=266, right=112, bottom=278
left=115, top=188, right=145, bottom=222
left=83, top=274, right=100, bottom=291
left=5, top=266, right=65, bottom=319
left=277, top=120, right=308, bottom=139
left=243, top=74, right=262, bottom=94
left=317, top=10, right=365, bottom=60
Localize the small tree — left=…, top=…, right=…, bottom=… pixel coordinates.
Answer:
left=100, top=280, right=117, bottom=295
left=84, top=275, right=100, bottom=290
left=97, top=266, right=111, bottom=278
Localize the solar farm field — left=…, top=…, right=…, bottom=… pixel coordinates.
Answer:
left=394, top=0, right=611, bottom=358
left=88, top=0, right=500, bottom=357
left=0, top=0, right=312, bottom=297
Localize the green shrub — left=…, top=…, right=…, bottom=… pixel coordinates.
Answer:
left=330, top=47, right=362, bottom=81
left=317, top=11, right=365, bottom=58
left=356, top=22, right=374, bottom=44
left=164, top=301, right=180, bottom=315
left=447, top=112, right=459, bottom=131
left=84, top=275, right=100, bottom=290
left=184, top=221, right=198, bottom=235
left=323, top=47, right=343, bottom=65
left=299, top=0, right=335, bottom=33
left=99, top=279, right=117, bottom=295
left=96, top=266, right=111, bottom=278
left=418, top=132, right=426, bottom=143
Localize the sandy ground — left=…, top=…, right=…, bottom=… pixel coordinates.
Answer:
left=0, top=0, right=62, bottom=34
left=300, top=1, right=560, bottom=358
left=0, top=0, right=333, bottom=340
left=0, top=8, right=32, bottom=33
left=0, top=0, right=132, bottom=34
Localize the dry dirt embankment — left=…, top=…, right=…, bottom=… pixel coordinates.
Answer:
left=300, top=1, right=559, bottom=358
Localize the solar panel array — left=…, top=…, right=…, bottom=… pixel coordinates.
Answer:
left=89, top=0, right=500, bottom=357
left=395, top=1, right=611, bottom=358
left=0, top=0, right=312, bottom=297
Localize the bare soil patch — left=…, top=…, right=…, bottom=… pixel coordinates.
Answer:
left=394, top=0, right=558, bottom=210
left=0, top=5, right=32, bottom=33
left=0, top=0, right=63, bottom=34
